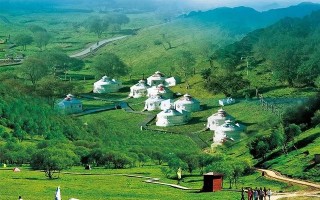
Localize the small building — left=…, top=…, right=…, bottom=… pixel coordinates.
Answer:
left=160, top=99, right=175, bottom=111
left=165, top=76, right=181, bottom=87
left=147, top=84, right=174, bottom=99
left=219, top=97, right=235, bottom=106
left=93, top=76, right=122, bottom=93
left=156, top=108, right=190, bottom=127
left=57, top=94, right=82, bottom=114
left=207, top=109, right=234, bottom=131
left=202, top=172, right=224, bottom=192
left=174, top=94, right=201, bottom=113
left=144, top=95, right=165, bottom=111
left=147, top=71, right=167, bottom=86
left=129, top=80, right=149, bottom=98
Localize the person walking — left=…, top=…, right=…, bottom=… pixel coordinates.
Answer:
left=248, top=188, right=253, bottom=200
left=266, top=189, right=272, bottom=200
left=240, top=187, right=245, bottom=200
left=263, top=187, right=267, bottom=200
left=259, top=188, right=264, bottom=200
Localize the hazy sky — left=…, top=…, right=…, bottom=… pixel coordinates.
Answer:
left=1, top=0, right=320, bottom=11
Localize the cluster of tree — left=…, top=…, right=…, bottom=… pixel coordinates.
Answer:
left=19, top=50, right=84, bottom=85
left=160, top=151, right=253, bottom=189
left=84, top=13, right=129, bottom=38
left=202, top=69, right=250, bottom=97
left=210, top=11, right=320, bottom=88
left=248, top=94, right=320, bottom=159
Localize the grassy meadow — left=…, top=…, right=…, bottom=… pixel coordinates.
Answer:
left=0, top=166, right=308, bottom=200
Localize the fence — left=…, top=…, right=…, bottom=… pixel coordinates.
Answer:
left=258, top=94, right=283, bottom=118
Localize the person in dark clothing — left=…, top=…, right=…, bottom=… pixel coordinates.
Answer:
left=240, top=187, right=245, bottom=200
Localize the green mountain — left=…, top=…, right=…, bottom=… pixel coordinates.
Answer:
left=183, top=2, right=320, bottom=35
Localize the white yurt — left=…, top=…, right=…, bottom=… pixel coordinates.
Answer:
left=174, top=94, right=200, bottom=112
left=57, top=94, right=82, bottom=114
left=165, top=77, right=181, bottom=87
left=160, top=99, right=175, bottom=110
left=156, top=108, right=190, bottom=127
left=93, top=76, right=122, bottom=93
left=144, top=95, right=165, bottom=111
left=214, top=120, right=245, bottom=142
left=147, top=84, right=174, bottom=99
left=213, top=131, right=227, bottom=144
left=129, top=80, right=149, bottom=98
left=147, top=71, right=166, bottom=86
left=207, top=109, right=234, bottom=131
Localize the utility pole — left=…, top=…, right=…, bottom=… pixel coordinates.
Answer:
left=241, top=56, right=252, bottom=76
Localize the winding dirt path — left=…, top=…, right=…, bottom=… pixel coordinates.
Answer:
left=257, top=169, right=320, bottom=200
left=69, top=35, right=128, bottom=58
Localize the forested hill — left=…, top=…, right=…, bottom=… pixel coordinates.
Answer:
left=212, top=10, right=320, bottom=87
left=183, top=2, right=320, bottom=35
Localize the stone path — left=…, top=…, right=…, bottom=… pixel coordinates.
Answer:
left=69, top=36, right=128, bottom=58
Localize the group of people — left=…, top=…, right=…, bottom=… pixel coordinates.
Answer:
left=241, top=187, right=272, bottom=200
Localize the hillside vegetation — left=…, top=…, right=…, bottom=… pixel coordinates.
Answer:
left=0, top=2, right=319, bottom=199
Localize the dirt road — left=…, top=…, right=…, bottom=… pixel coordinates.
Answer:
left=257, top=169, right=320, bottom=200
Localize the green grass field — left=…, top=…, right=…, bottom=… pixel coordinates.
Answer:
left=0, top=166, right=307, bottom=200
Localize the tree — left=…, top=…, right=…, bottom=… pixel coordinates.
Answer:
left=85, top=16, right=109, bottom=38
left=34, top=31, right=50, bottom=50
left=31, top=148, right=79, bottom=179
left=205, top=72, right=250, bottom=97
left=92, top=52, right=129, bottom=78
left=200, top=68, right=212, bottom=83
left=174, top=50, right=196, bottom=89
left=181, top=154, right=199, bottom=174
left=14, top=34, right=33, bottom=50
left=20, top=56, right=48, bottom=86
left=284, top=123, right=301, bottom=150
left=248, top=136, right=271, bottom=159
left=39, top=50, right=84, bottom=75
left=107, top=13, right=130, bottom=31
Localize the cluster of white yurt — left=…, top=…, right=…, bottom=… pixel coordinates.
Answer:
left=57, top=94, right=82, bottom=114
left=147, top=84, right=174, bottom=99
left=144, top=95, right=165, bottom=111
left=129, top=80, right=149, bottom=98
left=156, top=108, right=190, bottom=127
left=174, top=94, right=200, bottom=112
left=207, top=108, right=234, bottom=131
left=93, top=76, right=122, bottom=93
left=147, top=71, right=167, bottom=86
left=214, top=120, right=245, bottom=143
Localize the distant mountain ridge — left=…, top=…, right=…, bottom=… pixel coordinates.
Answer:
left=183, top=2, right=320, bottom=35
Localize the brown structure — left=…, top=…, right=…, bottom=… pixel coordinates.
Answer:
left=315, top=154, right=320, bottom=164
left=202, top=172, right=224, bottom=192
